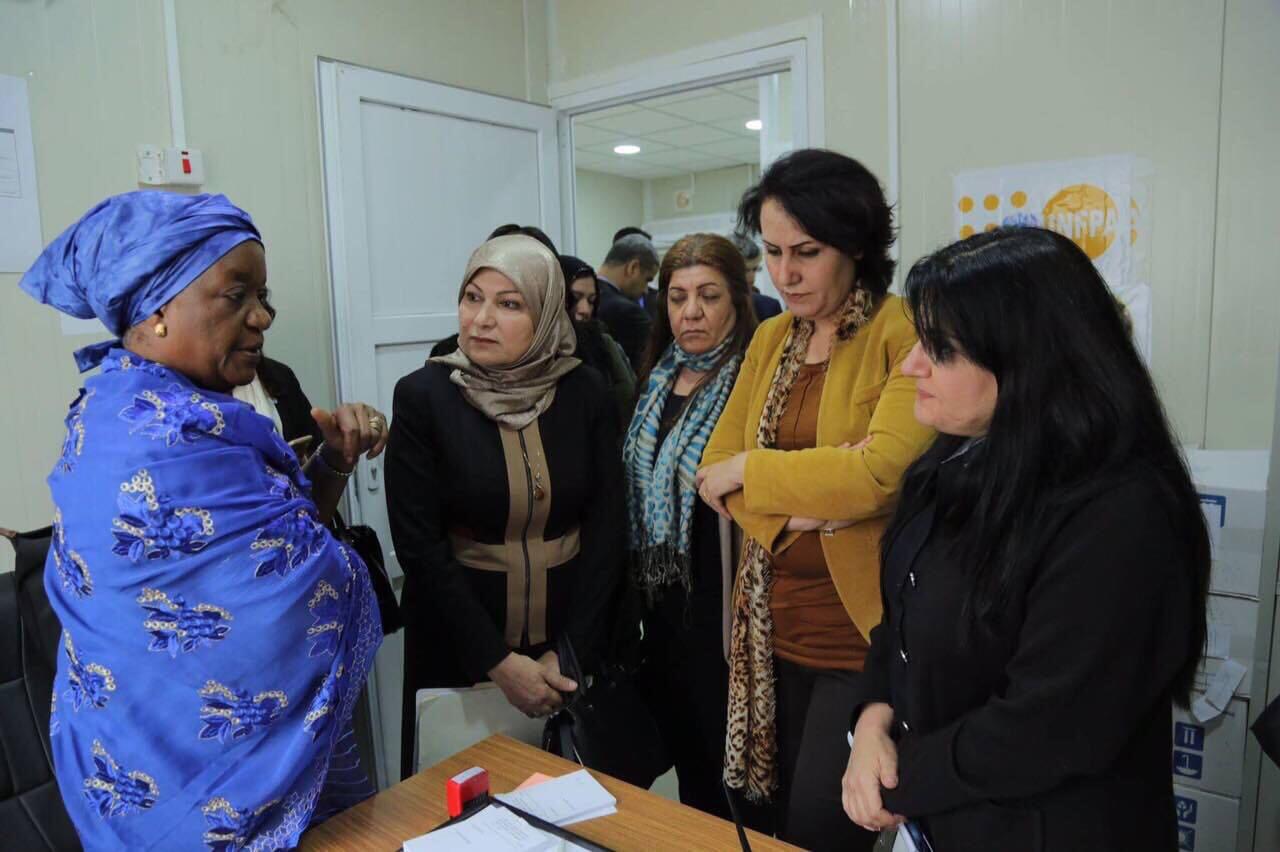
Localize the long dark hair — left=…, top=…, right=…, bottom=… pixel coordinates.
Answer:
left=637, top=233, right=758, bottom=393
left=737, top=148, right=896, bottom=296
left=886, top=227, right=1209, bottom=705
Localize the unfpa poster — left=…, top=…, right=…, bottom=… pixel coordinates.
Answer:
left=953, top=155, right=1153, bottom=360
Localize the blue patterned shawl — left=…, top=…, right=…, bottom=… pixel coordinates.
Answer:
left=622, top=337, right=741, bottom=596
left=44, top=348, right=381, bottom=851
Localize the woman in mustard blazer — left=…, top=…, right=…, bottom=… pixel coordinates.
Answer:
left=697, top=150, right=935, bottom=852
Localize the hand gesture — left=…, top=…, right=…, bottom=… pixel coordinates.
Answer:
left=310, top=403, right=389, bottom=472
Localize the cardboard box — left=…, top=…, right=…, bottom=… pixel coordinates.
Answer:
left=1171, top=694, right=1249, bottom=796
left=1172, top=784, right=1239, bottom=852
left=1186, top=450, right=1269, bottom=600
left=1195, top=595, right=1259, bottom=699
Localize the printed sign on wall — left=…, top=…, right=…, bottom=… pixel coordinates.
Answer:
left=953, top=155, right=1153, bottom=360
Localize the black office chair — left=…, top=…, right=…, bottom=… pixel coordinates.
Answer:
left=1, top=527, right=81, bottom=850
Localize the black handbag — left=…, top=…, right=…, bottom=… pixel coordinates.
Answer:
left=332, top=513, right=403, bottom=635
left=541, top=633, right=670, bottom=789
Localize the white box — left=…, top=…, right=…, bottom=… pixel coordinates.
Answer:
left=1195, top=595, right=1259, bottom=699
left=1186, top=450, right=1269, bottom=599
left=1172, top=784, right=1239, bottom=852
left=1171, top=695, right=1249, bottom=796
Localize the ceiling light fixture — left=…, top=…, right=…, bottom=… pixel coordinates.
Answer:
left=745, top=119, right=763, bottom=131
left=613, top=144, right=641, bottom=155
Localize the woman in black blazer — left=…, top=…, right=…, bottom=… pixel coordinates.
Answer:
left=842, top=228, right=1209, bottom=851
left=386, top=234, right=624, bottom=780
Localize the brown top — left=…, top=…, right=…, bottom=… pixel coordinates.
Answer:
left=770, top=361, right=870, bottom=670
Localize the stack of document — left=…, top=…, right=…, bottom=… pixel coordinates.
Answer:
left=402, top=770, right=617, bottom=851
left=495, top=769, right=617, bottom=826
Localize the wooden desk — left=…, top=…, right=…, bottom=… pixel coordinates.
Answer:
left=301, top=734, right=800, bottom=851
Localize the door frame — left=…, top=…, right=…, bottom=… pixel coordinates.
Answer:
left=315, top=59, right=561, bottom=788
left=547, top=17, right=825, bottom=256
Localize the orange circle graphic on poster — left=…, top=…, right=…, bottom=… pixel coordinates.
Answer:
left=1041, top=184, right=1117, bottom=260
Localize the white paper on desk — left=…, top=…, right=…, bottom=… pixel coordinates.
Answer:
left=496, top=769, right=617, bottom=826
left=402, top=805, right=557, bottom=851
left=1193, top=659, right=1247, bottom=722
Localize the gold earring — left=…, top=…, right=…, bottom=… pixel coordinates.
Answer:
left=154, top=321, right=168, bottom=338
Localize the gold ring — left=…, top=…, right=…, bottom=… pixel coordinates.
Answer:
left=369, top=415, right=385, bottom=432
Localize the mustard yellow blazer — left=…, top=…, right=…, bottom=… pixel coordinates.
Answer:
left=700, top=294, right=936, bottom=640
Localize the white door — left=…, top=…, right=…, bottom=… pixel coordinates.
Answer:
left=318, top=61, right=561, bottom=787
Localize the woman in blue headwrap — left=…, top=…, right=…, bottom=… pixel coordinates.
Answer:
left=20, top=191, right=385, bottom=850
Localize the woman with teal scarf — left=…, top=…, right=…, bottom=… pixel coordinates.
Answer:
left=20, top=191, right=386, bottom=850
left=623, top=233, right=759, bottom=824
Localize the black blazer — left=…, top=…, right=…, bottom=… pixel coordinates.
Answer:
left=853, top=456, right=1195, bottom=852
left=385, top=363, right=625, bottom=776
left=641, top=286, right=659, bottom=322
left=257, top=356, right=322, bottom=447
left=594, top=279, right=651, bottom=370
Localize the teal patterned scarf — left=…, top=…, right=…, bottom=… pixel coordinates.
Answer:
left=623, top=336, right=741, bottom=596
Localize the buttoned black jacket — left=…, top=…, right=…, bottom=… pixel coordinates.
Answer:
left=851, top=457, right=1196, bottom=851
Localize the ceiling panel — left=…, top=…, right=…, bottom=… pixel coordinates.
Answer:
left=640, top=123, right=737, bottom=147
left=692, top=137, right=761, bottom=159
left=571, top=71, right=788, bottom=181
left=633, top=149, right=735, bottom=170
left=651, top=92, right=757, bottom=123
left=571, top=123, right=621, bottom=148
left=579, top=138, right=674, bottom=157
left=582, top=107, right=688, bottom=135
left=578, top=104, right=637, bottom=123
left=638, top=89, right=714, bottom=108
left=707, top=117, right=763, bottom=138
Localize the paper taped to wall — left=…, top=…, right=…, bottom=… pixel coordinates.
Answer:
left=0, top=74, right=43, bottom=272
left=1193, top=659, right=1247, bottom=722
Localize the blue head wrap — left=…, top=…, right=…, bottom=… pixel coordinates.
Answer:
left=19, top=190, right=261, bottom=372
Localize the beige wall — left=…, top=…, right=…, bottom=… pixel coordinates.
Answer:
left=1204, top=0, right=1280, bottom=450
left=646, top=164, right=755, bottom=222
left=896, top=0, right=1231, bottom=453
left=550, top=0, right=1280, bottom=452
left=573, top=167, right=644, bottom=269
left=0, top=0, right=539, bottom=571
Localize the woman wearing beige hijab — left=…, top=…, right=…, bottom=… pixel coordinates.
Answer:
left=386, top=235, right=625, bottom=778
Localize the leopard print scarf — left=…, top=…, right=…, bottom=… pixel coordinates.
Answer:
left=723, top=287, right=876, bottom=802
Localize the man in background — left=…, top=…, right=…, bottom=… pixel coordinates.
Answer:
left=731, top=231, right=783, bottom=322
left=596, top=233, right=660, bottom=369
left=613, top=226, right=652, bottom=243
